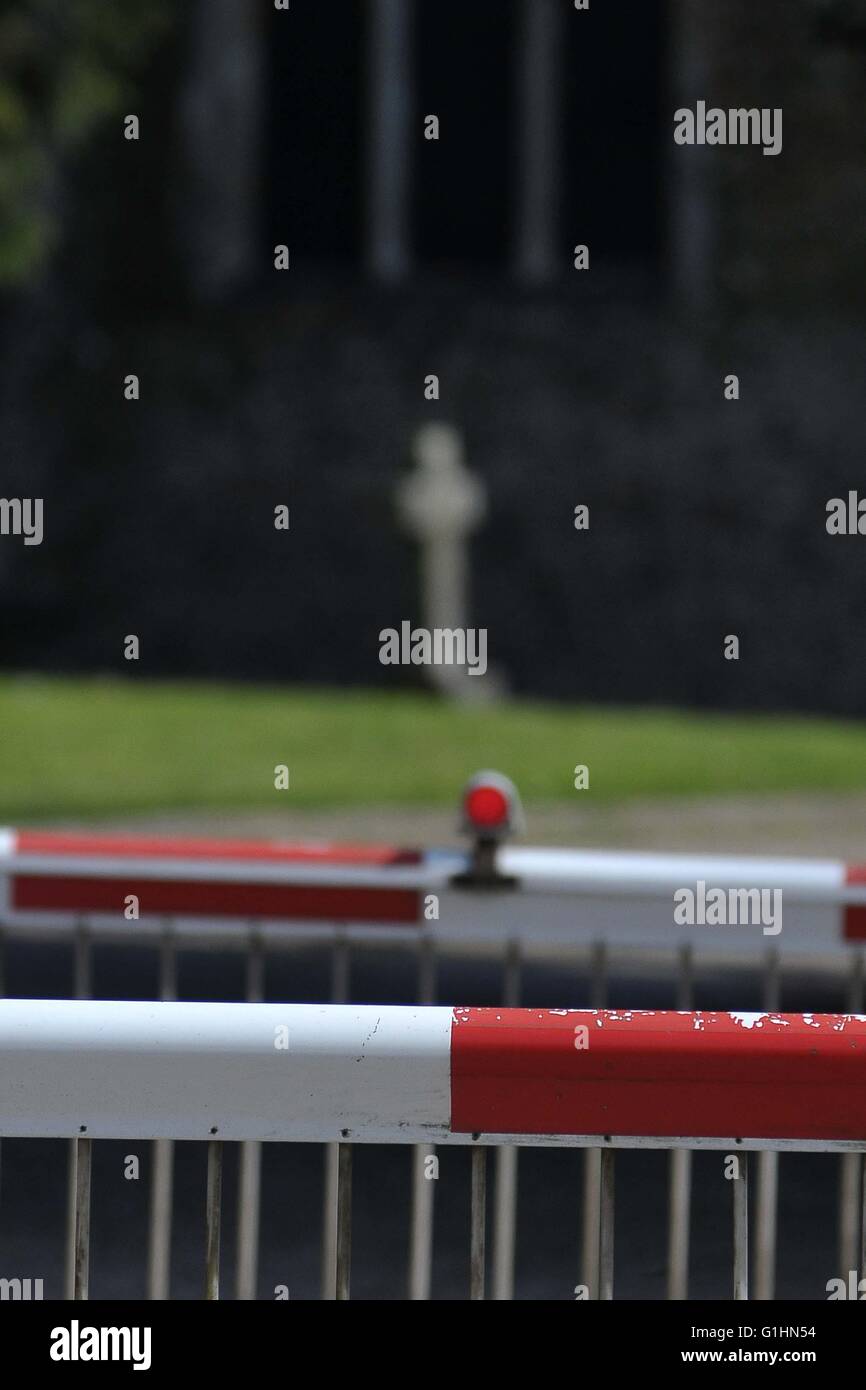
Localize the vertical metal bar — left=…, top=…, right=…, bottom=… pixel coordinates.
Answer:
left=754, top=1150, right=778, bottom=1301
left=408, top=1147, right=435, bottom=1300
left=581, top=943, right=607, bottom=1297
left=840, top=1150, right=863, bottom=1286
left=73, top=920, right=93, bottom=993
left=470, top=1146, right=487, bottom=1301
left=667, top=0, right=716, bottom=313
left=491, top=1149, right=518, bottom=1302
left=598, top=1148, right=615, bottom=1301
left=668, top=944, right=693, bottom=1300
left=204, top=1139, right=223, bottom=1301
left=148, top=1142, right=174, bottom=1302
left=73, top=1136, right=92, bottom=1301
left=177, top=0, right=264, bottom=299
left=861, top=1151, right=866, bottom=1288
left=335, top=1143, right=353, bottom=1302
left=733, top=1152, right=749, bottom=1301
left=148, top=924, right=177, bottom=1300
left=408, top=933, right=437, bottom=1299
left=65, top=924, right=92, bottom=1300
left=513, top=0, right=563, bottom=285
left=668, top=1152, right=692, bottom=1300
left=236, top=931, right=265, bottom=1301
left=322, top=933, right=350, bottom=1299
left=755, top=948, right=780, bottom=1300
left=322, top=1145, right=341, bottom=1301
left=366, top=0, right=415, bottom=282
left=492, top=941, right=521, bottom=1300
left=582, top=1150, right=602, bottom=1299
left=65, top=1135, right=78, bottom=1298
left=840, top=951, right=864, bottom=1279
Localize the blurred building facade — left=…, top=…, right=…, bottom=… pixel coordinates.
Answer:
left=165, top=0, right=866, bottom=310
left=2, top=0, right=866, bottom=713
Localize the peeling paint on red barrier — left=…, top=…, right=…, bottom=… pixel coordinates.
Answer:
left=12, top=875, right=421, bottom=923
left=14, top=830, right=421, bottom=866
left=450, top=1008, right=866, bottom=1141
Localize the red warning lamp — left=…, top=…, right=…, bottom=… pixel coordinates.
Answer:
left=464, top=783, right=510, bottom=830
left=460, top=771, right=523, bottom=841
left=456, top=771, right=523, bottom=887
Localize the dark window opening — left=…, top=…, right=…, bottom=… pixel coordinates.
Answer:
left=414, top=0, right=516, bottom=266
left=266, top=0, right=364, bottom=263
left=562, top=0, right=665, bottom=270
left=264, top=0, right=665, bottom=273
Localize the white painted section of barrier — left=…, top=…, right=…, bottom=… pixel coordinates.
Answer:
left=0, top=1000, right=452, bottom=1143
left=500, top=848, right=849, bottom=901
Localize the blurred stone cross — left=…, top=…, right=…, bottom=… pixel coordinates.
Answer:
left=397, top=423, right=499, bottom=701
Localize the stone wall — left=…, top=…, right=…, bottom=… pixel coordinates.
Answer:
left=677, top=0, right=866, bottom=309
left=2, top=274, right=865, bottom=715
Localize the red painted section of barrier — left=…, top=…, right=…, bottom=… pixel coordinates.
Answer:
left=844, top=865, right=866, bottom=939
left=14, top=830, right=420, bottom=867
left=12, top=875, right=421, bottom=924
left=450, top=1007, right=866, bottom=1140
left=844, top=907, right=866, bottom=940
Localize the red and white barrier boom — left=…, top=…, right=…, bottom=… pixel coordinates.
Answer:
left=1, top=1001, right=865, bottom=1150
left=1, top=771, right=865, bottom=956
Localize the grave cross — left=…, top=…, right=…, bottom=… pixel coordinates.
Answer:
left=396, top=423, right=491, bottom=698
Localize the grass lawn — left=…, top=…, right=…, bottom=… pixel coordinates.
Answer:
left=2, top=675, right=866, bottom=821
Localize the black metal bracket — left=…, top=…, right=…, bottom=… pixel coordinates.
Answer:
left=449, top=836, right=520, bottom=891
